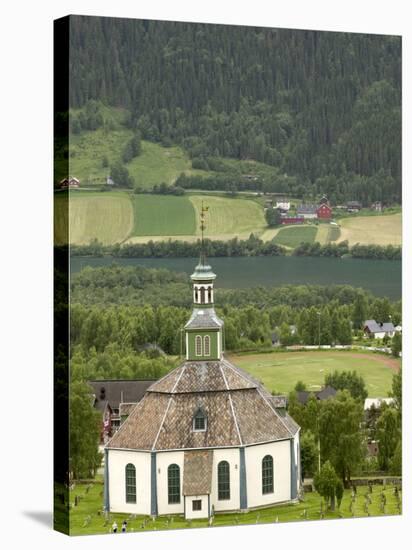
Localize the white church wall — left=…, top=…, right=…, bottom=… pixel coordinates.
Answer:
left=294, top=432, right=301, bottom=493
left=156, top=450, right=185, bottom=516
left=245, top=439, right=291, bottom=508
left=210, top=448, right=240, bottom=512
left=108, top=449, right=151, bottom=515
left=185, top=495, right=209, bottom=519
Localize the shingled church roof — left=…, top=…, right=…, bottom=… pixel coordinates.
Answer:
left=107, top=359, right=299, bottom=452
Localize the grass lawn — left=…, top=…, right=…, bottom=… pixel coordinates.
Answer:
left=132, top=194, right=196, bottom=236
left=273, top=225, right=317, bottom=248
left=69, top=477, right=401, bottom=536
left=338, top=213, right=402, bottom=246
left=55, top=191, right=134, bottom=245
left=228, top=351, right=400, bottom=397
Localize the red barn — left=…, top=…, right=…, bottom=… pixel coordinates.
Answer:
left=317, top=203, right=332, bottom=219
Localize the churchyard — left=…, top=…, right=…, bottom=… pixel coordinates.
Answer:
left=68, top=476, right=401, bottom=536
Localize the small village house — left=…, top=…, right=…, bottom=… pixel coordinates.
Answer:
left=296, top=204, right=318, bottom=219
left=89, top=380, right=156, bottom=440
left=295, top=385, right=337, bottom=405
left=60, top=176, right=80, bottom=189
left=346, top=200, right=362, bottom=212
left=363, top=320, right=395, bottom=339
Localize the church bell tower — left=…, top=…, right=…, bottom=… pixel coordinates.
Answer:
left=184, top=203, right=224, bottom=361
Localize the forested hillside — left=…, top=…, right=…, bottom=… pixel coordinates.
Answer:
left=68, top=17, right=401, bottom=203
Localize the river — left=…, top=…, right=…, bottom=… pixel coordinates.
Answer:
left=70, top=255, right=401, bottom=299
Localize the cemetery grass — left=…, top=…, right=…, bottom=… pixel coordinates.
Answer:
left=69, top=477, right=401, bottom=536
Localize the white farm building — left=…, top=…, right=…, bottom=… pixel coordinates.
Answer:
left=104, top=257, right=301, bottom=520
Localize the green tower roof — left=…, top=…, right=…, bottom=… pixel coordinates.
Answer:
left=190, top=262, right=216, bottom=282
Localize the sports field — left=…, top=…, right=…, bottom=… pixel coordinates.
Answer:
left=228, top=350, right=400, bottom=397
left=338, top=213, right=402, bottom=246
left=55, top=192, right=133, bottom=245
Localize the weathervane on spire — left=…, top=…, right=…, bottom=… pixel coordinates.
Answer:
left=200, top=201, right=209, bottom=265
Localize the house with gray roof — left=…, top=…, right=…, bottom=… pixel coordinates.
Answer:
left=296, top=204, right=318, bottom=219
left=363, top=320, right=395, bottom=339
left=104, top=254, right=301, bottom=520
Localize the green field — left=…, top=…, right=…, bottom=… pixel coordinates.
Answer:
left=273, top=226, right=317, bottom=248
left=55, top=191, right=133, bottom=245
left=228, top=351, right=399, bottom=397
left=68, top=477, right=401, bottom=536
left=190, top=195, right=266, bottom=240
left=69, top=130, right=207, bottom=189
left=132, top=195, right=196, bottom=236
left=338, top=213, right=402, bottom=246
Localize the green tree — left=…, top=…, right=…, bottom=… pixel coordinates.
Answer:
left=390, top=440, right=402, bottom=475
left=314, top=460, right=342, bottom=511
left=294, top=380, right=307, bottom=391
left=376, top=405, right=400, bottom=471
left=69, top=380, right=102, bottom=479
left=324, top=370, right=368, bottom=401
left=111, top=161, right=134, bottom=188
left=391, top=331, right=402, bottom=357
left=352, top=294, right=367, bottom=330
left=300, top=431, right=318, bottom=480
left=265, top=208, right=281, bottom=227
left=318, top=391, right=364, bottom=484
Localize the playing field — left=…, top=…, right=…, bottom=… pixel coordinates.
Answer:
left=55, top=192, right=133, bottom=245
left=228, top=350, right=400, bottom=397
left=273, top=225, right=317, bottom=248
left=132, top=194, right=196, bottom=236
left=338, top=213, right=402, bottom=246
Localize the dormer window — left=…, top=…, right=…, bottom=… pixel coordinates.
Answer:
left=193, top=408, right=207, bottom=432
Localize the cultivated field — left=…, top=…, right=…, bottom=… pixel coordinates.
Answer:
left=338, top=213, right=402, bottom=246
left=67, top=476, right=401, bottom=535
left=132, top=195, right=196, bottom=236
left=228, top=350, right=400, bottom=397
left=190, top=195, right=266, bottom=240
left=55, top=192, right=133, bottom=245
left=273, top=225, right=317, bottom=248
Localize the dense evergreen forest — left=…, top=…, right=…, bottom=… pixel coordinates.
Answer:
left=69, top=17, right=401, bottom=204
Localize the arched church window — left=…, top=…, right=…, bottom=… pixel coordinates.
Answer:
left=195, top=335, right=202, bottom=356
left=200, top=286, right=205, bottom=304
left=168, top=464, right=180, bottom=504
left=193, top=408, right=207, bottom=431
left=125, top=463, right=136, bottom=503
left=218, top=461, right=230, bottom=500
left=204, top=335, right=210, bottom=356
left=208, top=286, right=212, bottom=303
left=194, top=288, right=199, bottom=303
left=262, top=455, right=274, bottom=494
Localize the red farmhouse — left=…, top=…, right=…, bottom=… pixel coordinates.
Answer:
left=316, top=203, right=332, bottom=219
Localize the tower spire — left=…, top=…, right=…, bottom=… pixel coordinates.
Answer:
left=199, top=201, right=209, bottom=265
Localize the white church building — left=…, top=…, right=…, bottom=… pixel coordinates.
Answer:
left=104, top=254, right=301, bottom=520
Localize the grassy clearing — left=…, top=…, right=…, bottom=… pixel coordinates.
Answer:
left=228, top=351, right=400, bottom=397
left=190, top=195, right=266, bottom=239
left=273, top=225, right=317, bottom=248
left=132, top=194, right=196, bottom=236
left=315, top=224, right=330, bottom=245
left=69, top=477, right=401, bottom=536
left=69, top=129, right=207, bottom=189
left=338, top=213, right=402, bottom=246
left=55, top=191, right=134, bottom=245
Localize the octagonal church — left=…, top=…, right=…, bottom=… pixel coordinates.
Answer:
left=104, top=249, right=301, bottom=519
